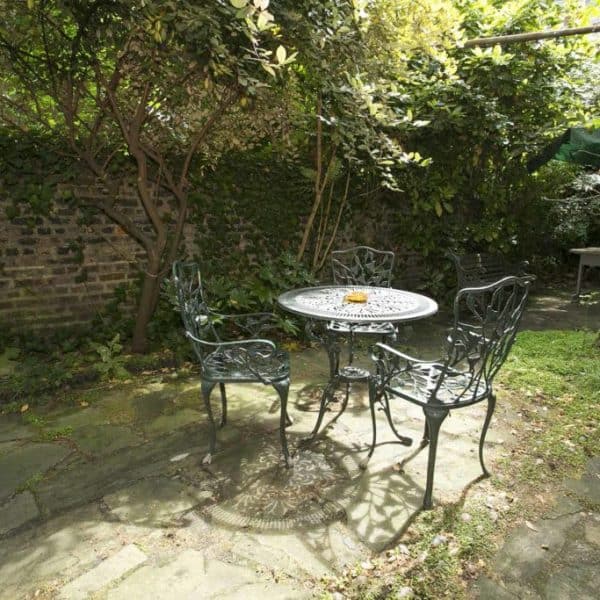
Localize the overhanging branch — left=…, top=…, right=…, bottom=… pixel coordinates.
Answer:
left=464, top=24, right=600, bottom=48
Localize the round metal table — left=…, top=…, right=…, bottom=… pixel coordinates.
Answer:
left=278, top=285, right=438, bottom=445
left=278, top=285, right=438, bottom=324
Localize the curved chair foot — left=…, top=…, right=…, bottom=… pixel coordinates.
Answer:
left=479, top=394, right=496, bottom=477
left=422, top=406, right=449, bottom=510
left=308, top=380, right=335, bottom=439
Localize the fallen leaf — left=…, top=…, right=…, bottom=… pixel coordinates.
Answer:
left=80, top=401, right=89, bottom=407
left=525, top=520, right=538, bottom=531
left=21, top=403, right=29, bottom=413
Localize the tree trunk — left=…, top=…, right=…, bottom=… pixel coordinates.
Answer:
left=131, top=257, right=162, bottom=353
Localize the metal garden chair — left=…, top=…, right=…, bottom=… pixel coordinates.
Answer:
left=327, top=245, right=397, bottom=368
left=368, top=275, right=534, bottom=509
left=172, top=261, right=292, bottom=467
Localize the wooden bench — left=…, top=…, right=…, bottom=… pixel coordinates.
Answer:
left=447, top=251, right=531, bottom=289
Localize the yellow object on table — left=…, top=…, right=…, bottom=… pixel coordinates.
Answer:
left=344, top=291, right=368, bottom=303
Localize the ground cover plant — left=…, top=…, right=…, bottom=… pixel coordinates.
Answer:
left=318, top=329, right=600, bottom=599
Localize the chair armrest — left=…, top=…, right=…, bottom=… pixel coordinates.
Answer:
left=186, top=331, right=278, bottom=356
left=371, top=343, right=446, bottom=385
left=372, top=343, right=426, bottom=367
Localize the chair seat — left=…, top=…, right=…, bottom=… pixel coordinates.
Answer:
left=327, top=320, right=397, bottom=337
left=204, top=344, right=290, bottom=382
left=386, top=363, right=488, bottom=407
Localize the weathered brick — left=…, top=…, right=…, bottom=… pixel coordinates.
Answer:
left=98, top=273, right=126, bottom=282
left=0, top=183, right=186, bottom=332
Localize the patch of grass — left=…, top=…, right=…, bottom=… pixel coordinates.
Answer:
left=499, top=329, right=599, bottom=478
left=320, top=502, right=498, bottom=600
left=38, top=426, right=73, bottom=442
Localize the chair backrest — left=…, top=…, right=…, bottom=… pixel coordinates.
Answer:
left=447, top=251, right=529, bottom=289
left=331, top=246, right=395, bottom=287
left=434, top=275, right=533, bottom=404
left=172, top=261, right=220, bottom=362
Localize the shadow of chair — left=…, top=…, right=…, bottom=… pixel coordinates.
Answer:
left=172, top=261, right=292, bottom=467
left=368, top=275, right=534, bottom=509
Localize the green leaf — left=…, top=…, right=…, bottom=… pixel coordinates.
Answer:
left=434, top=200, right=443, bottom=218
left=261, top=63, right=276, bottom=77
left=230, top=0, right=248, bottom=8
left=276, top=45, right=286, bottom=64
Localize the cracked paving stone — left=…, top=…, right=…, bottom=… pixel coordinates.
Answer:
left=0, top=491, right=39, bottom=535
left=0, top=442, right=71, bottom=501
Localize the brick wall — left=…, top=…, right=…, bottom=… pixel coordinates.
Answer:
left=0, top=184, right=194, bottom=333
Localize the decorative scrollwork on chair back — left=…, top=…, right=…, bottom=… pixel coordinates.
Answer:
left=439, top=275, right=534, bottom=404
left=172, top=261, right=221, bottom=363
left=331, top=246, right=395, bottom=287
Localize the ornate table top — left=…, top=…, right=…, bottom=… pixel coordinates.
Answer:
left=277, top=285, right=438, bottom=323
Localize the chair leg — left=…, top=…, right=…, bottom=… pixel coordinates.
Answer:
left=309, top=380, right=335, bottom=439
left=325, top=333, right=341, bottom=379
left=341, top=382, right=350, bottom=414
left=422, top=406, right=449, bottom=510
left=379, top=390, right=412, bottom=447
left=201, top=381, right=218, bottom=464
left=273, top=378, right=292, bottom=468
left=219, top=383, right=227, bottom=428
left=479, top=394, right=496, bottom=477
left=365, top=378, right=378, bottom=464
left=422, top=420, right=430, bottom=447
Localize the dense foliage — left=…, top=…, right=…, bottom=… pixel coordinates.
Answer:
left=1, top=0, right=598, bottom=348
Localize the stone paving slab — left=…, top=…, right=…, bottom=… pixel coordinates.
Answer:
left=0, top=442, right=71, bottom=502
left=0, top=491, right=39, bottom=535
left=69, top=424, right=143, bottom=456
left=58, top=543, right=148, bottom=600
left=0, top=419, right=36, bottom=443
left=104, top=477, right=213, bottom=525
left=212, top=581, right=310, bottom=599
left=474, top=456, right=600, bottom=599
left=102, top=549, right=307, bottom=600
left=34, top=430, right=200, bottom=514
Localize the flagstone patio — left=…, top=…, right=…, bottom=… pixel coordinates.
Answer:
left=0, top=287, right=598, bottom=599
